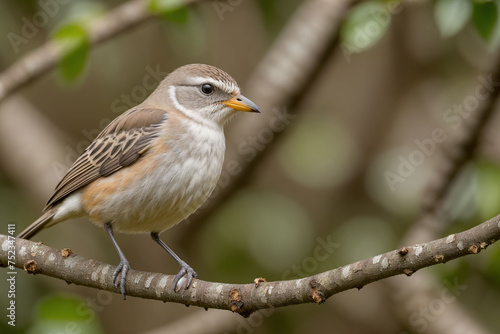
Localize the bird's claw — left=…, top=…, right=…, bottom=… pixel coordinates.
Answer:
left=112, top=259, right=130, bottom=300
left=173, top=264, right=197, bottom=291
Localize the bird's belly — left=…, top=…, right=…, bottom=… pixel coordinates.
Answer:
left=82, top=145, right=223, bottom=233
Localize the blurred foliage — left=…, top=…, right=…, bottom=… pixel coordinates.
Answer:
left=472, top=159, right=500, bottom=220
left=159, top=6, right=190, bottom=25
left=53, top=0, right=194, bottom=82
left=27, top=294, right=104, bottom=334
left=366, top=148, right=426, bottom=217
left=471, top=0, right=498, bottom=41
left=199, top=187, right=314, bottom=280
left=340, top=0, right=500, bottom=53
left=148, top=0, right=188, bottom=20
left=434, top=0, right=471, bottom=38
left=51, top=1, right=105, bottom=82
left=53, top=24, right=90, bottom=82
left=340, top=1, right=392, bottom=54
left=256, top=0, right=280, bottom=30
left=158, top=7, right=208, bottom=59
left=149, top=0, right=183, bottom=12
left=279, top=113, right=359, bottom=189
left=485, top=240, right=500, bottom=289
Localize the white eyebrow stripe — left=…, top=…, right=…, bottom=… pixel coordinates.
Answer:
left=189, top=76, right=240, bottom=95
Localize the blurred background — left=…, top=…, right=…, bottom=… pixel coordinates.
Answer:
left=1, top=0, right=500, bottom=333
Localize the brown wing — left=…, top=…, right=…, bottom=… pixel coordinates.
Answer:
left=45, top=107, right=167, bottom=209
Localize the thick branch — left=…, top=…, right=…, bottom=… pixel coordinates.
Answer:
left=2, top=214, right=499, bottom=316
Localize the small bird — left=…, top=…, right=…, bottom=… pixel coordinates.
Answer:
left=18, top=64, right=260, bottom=299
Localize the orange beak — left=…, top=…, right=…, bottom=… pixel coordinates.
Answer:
left=222, top=94, right=261, bottom=113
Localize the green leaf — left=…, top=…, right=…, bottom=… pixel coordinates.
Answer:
left=29, top=294, right=105, bottom=334
left=434, top=0, right=472, bottom=38
left=37, top=295, right=87, bottom=321
left=149, top=0, right=184, bottom=14
left=257, top=0, right=277, bottom=18
left=472, top=0, right=498, bottom=41
left=163, top=7, right=190, bottom=24
left=53, top=23, right=89, bottom=82
left=256, top=0, right=281, bottom=31
left=149, top=0, right=189, bottom=24
left=162, top=8, right=207, bottom=58
left=340, top=1, right=392, bottom=54
left=485, top=243, right=500, bottom=288
left=474, top=159, right=500, bottom=220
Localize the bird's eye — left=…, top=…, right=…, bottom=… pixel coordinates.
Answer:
left=201, top=83, right=214, bottom=95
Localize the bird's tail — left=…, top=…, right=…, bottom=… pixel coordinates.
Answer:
left=17, top=210, right=56, bottom=240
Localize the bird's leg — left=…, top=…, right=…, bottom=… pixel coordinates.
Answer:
left=150, top=232, right=197, bottom=291
left=104, top=222, right=131, bottom=300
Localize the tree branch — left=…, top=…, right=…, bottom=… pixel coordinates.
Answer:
left=0, top=0, right=202, bottom=103
left=182, top=0, right=358, bottom=238
left=2, top=214, right=499, bottom=316
left=407, top=66, right=500, bottom=245
left=390, top=67, right=500, bottom=334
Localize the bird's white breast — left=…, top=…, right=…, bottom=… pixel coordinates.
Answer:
left=91, top=118, right=226, bottom=233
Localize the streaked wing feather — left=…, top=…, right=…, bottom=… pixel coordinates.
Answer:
left=45, top=108, right=167, bottom=209
left=99, top=126, right=161, bottom=176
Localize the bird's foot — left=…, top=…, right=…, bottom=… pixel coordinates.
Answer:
left=112, top=259, right=131, bottom=300
left=173, top=263, right=197, bottom=292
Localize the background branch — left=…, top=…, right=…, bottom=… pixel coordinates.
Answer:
left=0, top=0, right=202, bottom=104
left=388, top=63, right=500, bottom=334
left=406, top=67, right=500, bottom=245
left=182, top=0, right=358, bottom=237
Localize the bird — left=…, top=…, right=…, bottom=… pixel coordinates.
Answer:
left=17, top=63, right=260, bottom=299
